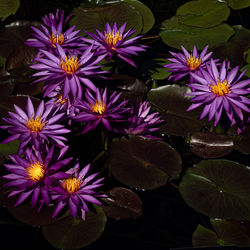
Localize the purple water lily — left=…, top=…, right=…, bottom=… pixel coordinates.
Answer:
left=165, top=45, right=213, bottom=83
left=72, top=88, right=128, bottom=133
left=25, top=9, right=85, bottom=58
left=83, top=22, right=147, bottom=67
left=51, top=163, right=105, bottom=220
left=186, top=59, right=250, bottom=133
left=3, top=146, right=72, bottom=209
left=1, top=97, right=70, bottom=153
left=30, top=44, right=108, bottom=99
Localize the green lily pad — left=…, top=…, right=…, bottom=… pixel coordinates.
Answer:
left=70, top=1, right=143, bottom=36
left=176, top=0, right=230, bottom=28
left=159, top=16, right=235, bottom=50
left=0, top=140, right=20, bottom=159
left=102, top=187, right=142, bottom=219
left=227, top=0, right=250, bottom=10
left=123, top=0, right=155, bottom=33
left=193, top=219, right=250, bottom=247
left=42, top=206, right=106, bottom=249
left=190, top=132, right=234, bottom=158
left=0, top=0, right=20, bottom=20
left=179, top=159, right=250, bottom=220
left=147, top=85, right=205, bottom=136
left=107, top=136, right=182, bottom=190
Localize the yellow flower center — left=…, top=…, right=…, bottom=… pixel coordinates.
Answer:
left=104, top=30, right=123, bottom=48
left=56, top=93, right=67, bottom=105
left=91, top=101, right=106, bottom=115
left=49, top=32, right=65, bottom=48
left=62, top=176, right=82, bottom=193
left=210, top=79, right=231, bottom=96
left=61, top=56, right=80, bottom=74
left=186, top=54, right=202, bottom=70
left=26, top=116, right=46, bottom=133
left=26, top=161, right=45, bottom=181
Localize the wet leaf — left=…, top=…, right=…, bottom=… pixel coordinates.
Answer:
left=107, top=136, right=182, bottom=190
left=176, top=0, right=230, bottom=28
left=180, top=159, right=250, bottom=220
left=102, top=187, right=142, bottom=219
left=190, top=132, right=234, bottom=158
left=70, top=1, right=143, bottom=36
left=227, top=0, right=250, bottom=10
left=159, top=16, right=235, bottom=50
left=193, top=219, right=250, bottom=247
left=0, top=0, right=20, bottom=20
left=233, top=125, right=250, bottom=154
left=147, top=85, right=204, bottom=136
left=42, top=206, right=106, bottom=249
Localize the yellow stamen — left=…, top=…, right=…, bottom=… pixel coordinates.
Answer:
left=104, top=30, right=123, bottom=48
left=61, top=55, right=80, bottom=74
left=49, top=32, right=65, bottom=48
left=62, top=176, right=82, bottom=193
left=91, top=101, right=106, bottom=115
left=210, top=79, right=231, bottom=96
left=26, top=161, right=45, bottom=181
left=186, top=54, right=202, bottom=70
left=56, top=93, right=67, bottom=105
left=26, top=116, right=46, bottom=133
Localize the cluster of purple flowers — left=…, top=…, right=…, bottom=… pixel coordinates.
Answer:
left=1, top=9, right=162, bottom=220
left=165, top=45, right=250, bottom=133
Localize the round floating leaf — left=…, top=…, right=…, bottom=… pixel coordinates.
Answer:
left=192, top=224, right=219, bottom=247
left=190, top=132, right=234, bottom=158
left=42, top=206, right=106, bottom=249
left=193, top=219, right=250, bottom=247
left=180, top=159, right=250, bottom=220
left=107, top=136, right=182, bottom=190
left=147, top=85, right=204, bottom=136
left=102, top=187, right=142, bottom=219
left=159, top=16, right=235, bottom=50
left=7, top=203, right=56, bottom=226
left=176, top=0, right=230, bottom=28
left=0, top=140, right=20, bottom=159
left=0, top=76, right=15, bottom=97
left=70, top=1, right=143, bottom=36
left=0, top=0, right=20, bottom=20
left=233, top=125, right=250, bottom=154
left=227, top=0, right=250, bottom=10
left=124, top=0, right=155, bottom=33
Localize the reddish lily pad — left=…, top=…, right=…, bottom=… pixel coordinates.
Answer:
left=233, top=125, right=250, bottom=154
left=180, top=159, right=250, bottom=220
left=190, top=132, right=234, bottom=158
left=102, top=187, right=142, bottom=219
left=147, top=85, right=205, bottom=136
left=107, top=136, right=182, bottom=190
left=42, top=206, right=106, bottom=249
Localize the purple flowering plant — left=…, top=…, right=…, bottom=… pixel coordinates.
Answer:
left=0, top=3, right=250, bottom=250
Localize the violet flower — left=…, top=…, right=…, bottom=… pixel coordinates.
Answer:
left=30, top=44, right=108, bottom=99
left=51, top=163, right=105, bottom=220
left=3, top=146, right=72, bottom=209
left=72, top=88, right=128, bottom=133
left=186, top=59, right=250, bottom=133
left=83, top=22, right=147, bottom=67
left=1, top=97, right=70, bottom=153
left=165, top=45, right=213, bottom=83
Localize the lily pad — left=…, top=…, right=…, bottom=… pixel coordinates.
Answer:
left=70, top=1, right=143, bottom=36
left=0, top=140, right=20, bottom=159
left=179, top=159, right=250, bottom=220
left=42, top=206, right=106, bottom=249
left=159, top=16, right=235, bottom=50
left=107, top=136, right=182, bottom=190
left=176, top=0, right=230, bottom=28
left=227, top=0, right=250, bottom=10
left=147, top=85, right=205, bottom=136
left=0, top=0, right=20, bottom=20
left=190, top=132, right=234, bottom=158
left=102, top=187, right=142, bottom=219
left=233, top=125, right=250, bottom=154
left=193, top=218, right=250, bottom=247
